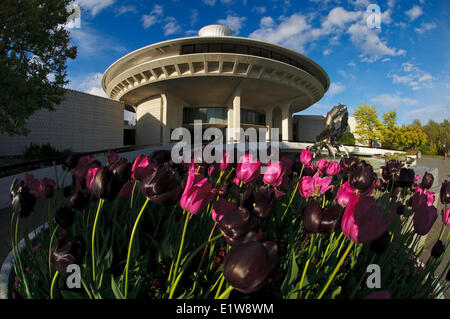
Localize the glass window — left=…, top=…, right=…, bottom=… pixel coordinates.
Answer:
left=235, top=45, right=249, bottom=54
left=194, top=43, right=209, bottom=53
left=240, top=109, right=266, bottom=125
left=181, top=45, right=194, bottom=54
left=209, top=43, right=222, bottom=53
left=222, top=44, right=235, bottom=53
left=183, top=107, right=227, bottom=125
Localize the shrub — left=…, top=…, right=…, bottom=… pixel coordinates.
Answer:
left=338, top=132, right=356, bottom=146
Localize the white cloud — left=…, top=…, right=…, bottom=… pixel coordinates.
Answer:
left=115, top=6, right=137, bottom=16
left=190, top=9, right=199, bottom=27
left=389, top=62, right=434, bottom=90
left=217, top=14, right=246, bottom=35
left=370, top=94, right=419, bottom=109
left=142, top=4, right=164, bottom=29
left=405, top=5, right=423, bottom=21
left=252, top=6, right=267, bottom=14
left=327, top=82, right=346, bottom=98
left=77, top=0, right=115, bottom=16
left=249, top=7, right=404, bottom=61
left=69, top=27, right=126, bottom=56
left=323, top=49, right=331, bottom=55
left=68, top=73, right=106, bottom=98
left=163, top=17, right=181, bottom=36
left=249, top=14, right=311, bottom=52
left=407, top=104, right=450, bottom=123
left=414, top=22, right=437, bottom=34
left=347, top=22, right=406, bottom=62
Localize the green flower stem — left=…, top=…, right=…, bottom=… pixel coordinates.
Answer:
left=60, top=168, right=68, bottom=190
left=320, top=232, right=335, bottom=267
left=130, top=180, right=137, bottom=209
left=14, top=215, right=31, bottom=298
left=207, top=273, right=224, bottom=297
left=10, top=212, right=19, bottom=275
left=124, top=197, right=150, bottom=298
left=48, top=225, right=59, bottom=277
left=317, top=241, right=354, bottom=299
left=169, top=232, right=225, bottom=299
left=282, top=166, right=304, bottom=221
left=438, top=224, right=446, bottom=241
left=216, top=285, right=234, bottom=299
left=197, top=222, right=218, bottom=274
left=171, top=211, right=191, bottom=288
left=298, top=258, right=311, bottom=294
left=50, top=270, right=59, bottom=299
left=91, top=198, right=105, bottom=283
left=214, top=275, right=226, bottom=299
left=224, top=167, right=235, bottom=181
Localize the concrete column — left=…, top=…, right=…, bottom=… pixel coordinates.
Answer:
left=281, top=105, right=292, bottom=142
left=232, top=86, right=241, bottom=142
left=265, top=108, right=272, bottom=141
left=161, top=94, right=170, bottom=144
left=227, top=108, right=234, bottom=143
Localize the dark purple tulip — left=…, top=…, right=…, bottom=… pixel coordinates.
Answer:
left=370, top=231, right=390, bottom=254
left=349, top=161, right=374, bottom=194
left=51, top=231, right=85, bottom=273
left=217, top=181, right=230, bottom=198
left=149, top=150, right=171, bottom=167
left=431, top=240, right=444, bottom=258
left=440, top=180, right=450, bottom=204
left=219, top=207, right=251, bottom=239
left=70, top=191, right=88, bottom=211
left=225, top=229, right=264, bottom=246
left=381, top=160, right=400, bottom=182
left=340, top=157, right=360, bottom=177
left=374, top=178, right=387, bottom=192
left=10, top=179, right=36, bottom=218
left=141, top=166, right=181, bottom=205
left=110, top=158, right=132, bottom=182
left=397, top=168, right=415, bottom=188
left=421, top=172, right=434, bottom=190
left=301, top=164, right=316, bottom=177
left=54, top=206, right=76, bottom=229
left=319, top=205, right=344, bottom=234
left=396, top=204, right=405, bottom=215
left=223, top=241, right=279, bottom=294
left=63, top=153, right=81, bottom=170
left=91, top=167, right=124, bottom=201
left=302, top=202, right=321, bottom=233
left=253, top=185, right=276, bottom=219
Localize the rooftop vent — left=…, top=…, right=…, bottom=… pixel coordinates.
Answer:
left=198, top=25, right=233, bottom=37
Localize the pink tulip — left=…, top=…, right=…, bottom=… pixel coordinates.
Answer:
left=342, top=195, right=395, bottom=243
left=235, top=154, right=261, bottom=186
left=412, top=186, right=435, bottom=208
left=71, top=156, right=94, bottom=182
left=208, top=164, right=219, bottom=177
left=298, top=173, right=334, bottom=198
left=131, top=155, right=154, bottom=181
left=441, top=208, right=450, bottom=226
left=414, top=174, right=421, bottom=183
left=86, top=167, right=100, bottom=190
left=335, top=181, right=357, bottom=208
left=212, top=198, right=237, bottom=223
left=24, top=173, right=40, bottom=197
left=220, top=150, right=232, bottom=171
left=326, top=161, right=341, bottom=176
left=263, top=161, right=284, bottom=187
left=38, top=178, right=56, bottom=199
left=413, top=200, right=437, bottom=235
left=180, top=171, right=216, bottom=215
left=300, top=149, right=312, bottom=166
left=316, top=159, right=328, bottom=173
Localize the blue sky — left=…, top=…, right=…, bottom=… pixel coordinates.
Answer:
left=66, top=0, right=450, bottom=125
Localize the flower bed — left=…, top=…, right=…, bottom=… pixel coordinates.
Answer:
left=5, top=149, right=450, bottom=299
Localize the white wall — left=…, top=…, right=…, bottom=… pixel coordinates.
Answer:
left=0, top=89, right=124, bottom=156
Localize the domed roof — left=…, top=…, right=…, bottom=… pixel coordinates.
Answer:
left=198, top=24, right=233, bottom=37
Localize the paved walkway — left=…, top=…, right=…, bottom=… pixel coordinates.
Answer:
left=0, top=157, right=449, bottom=298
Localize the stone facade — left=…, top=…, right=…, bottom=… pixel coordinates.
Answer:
left=0, top=89, right=124, bottom=156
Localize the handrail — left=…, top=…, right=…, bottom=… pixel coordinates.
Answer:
left=0, top=143, right=164, bottom=177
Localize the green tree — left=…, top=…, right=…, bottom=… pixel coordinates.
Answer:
left=381, top=110, right=397, bottom=149
left=0, top=0, right=77, bottom=136
left=394, top=125, right=428, bottom=151
left=353, top=104, right=383, bottom=147
left=422, top=119, right=450, bottom=155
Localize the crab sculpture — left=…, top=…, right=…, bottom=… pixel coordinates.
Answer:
left=307, top=104, right=350, bottom=159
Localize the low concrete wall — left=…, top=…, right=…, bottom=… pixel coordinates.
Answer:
left=0, top=89, right=124, bottom=156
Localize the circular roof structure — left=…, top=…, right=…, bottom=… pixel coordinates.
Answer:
left=102, top=25, right=329, bottom=112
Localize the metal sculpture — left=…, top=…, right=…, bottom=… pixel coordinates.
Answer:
left=307, top=103, right=349, bottom=159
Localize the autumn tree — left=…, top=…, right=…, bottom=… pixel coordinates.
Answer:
left=353, top=104, right=383, bottom=147
left=0, top=0, right=77, bottom=136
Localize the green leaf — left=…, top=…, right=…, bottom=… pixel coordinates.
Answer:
left=331, top=286, right=341, bottom=299
left=111, top=276, right=125, bottom=299
left=281, top=249, right=299, bottom=295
